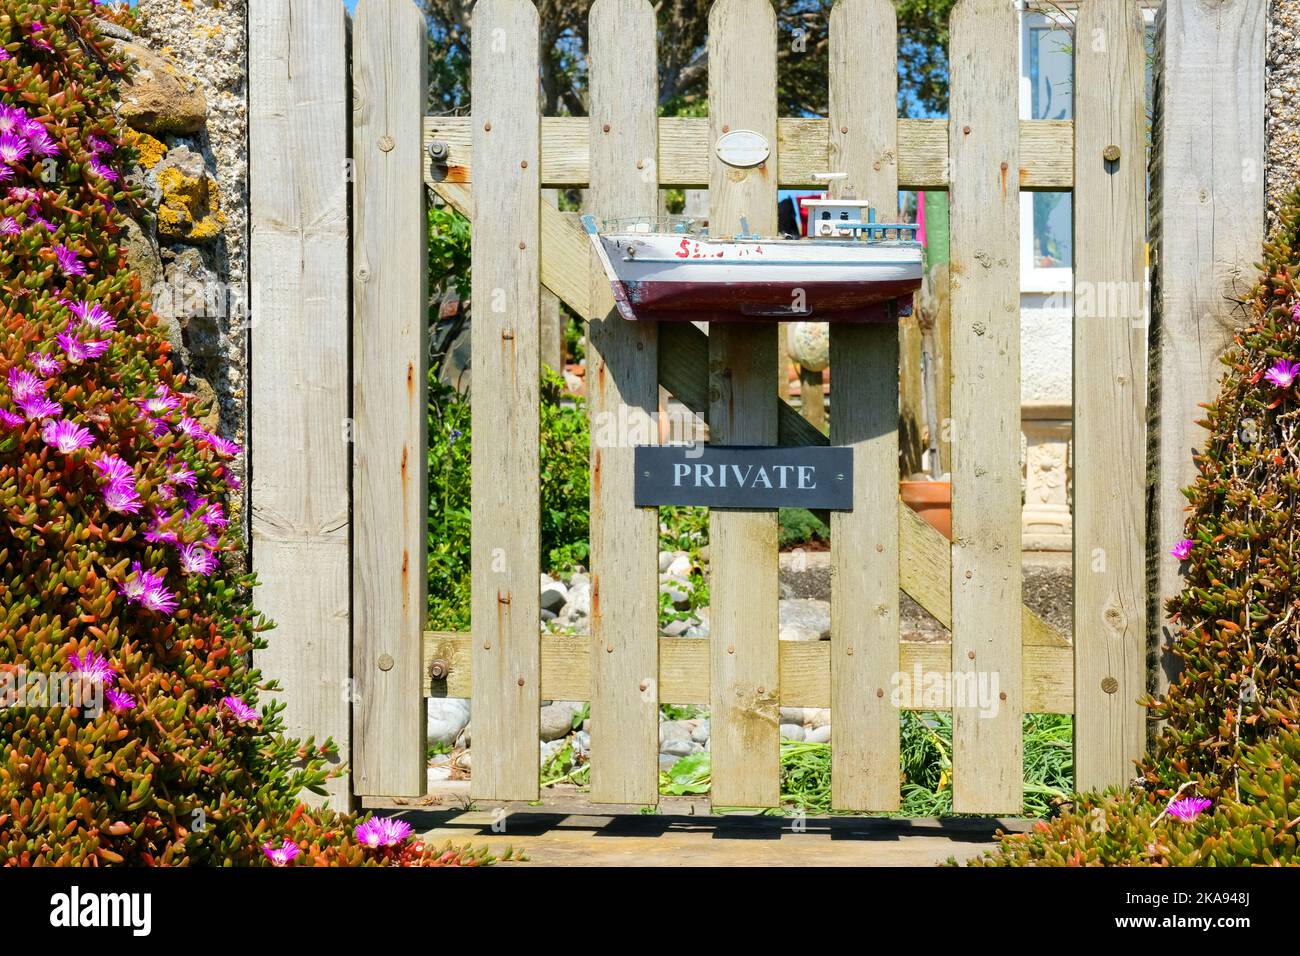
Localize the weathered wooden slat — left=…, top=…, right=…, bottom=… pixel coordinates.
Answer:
left=948, top=0, right=1022, bottom=814
left=1073, top=0, right=1147, bottom=792
left=434, top=185, right=1069, bottom=657
left=351, top=0, right=428, bottom=798
left=1149, top=0, right=1265, bottom=702
left=586, top=0, right=660, bottom=806
left=469, top=0, right=542, bottom=802
left=425, top=116, right=1073, bottom=190
left=248, top=0, right=351, bottom=809
left=706, top=0, right=781, bottom=809
left=827, top=0, right=901, bottom=813
left=423, top=632, right=1074, bottom=714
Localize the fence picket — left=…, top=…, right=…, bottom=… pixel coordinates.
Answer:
left=351, top=0, right=428, bottom=797
left=1073, top=0, right=1147, bottom=792
left=706, top=0, right=781, bottom=808
left=827, top=0, right=901, bottom=812
left=587, top=0, right=661, bottom=805
left=249, top=0, right=351, bottom=809
left=1149, top=0, right=1266, bottom=703
left=947, top=0, right=1022, bottom=814
left=469, top=0, right=543, bottom=802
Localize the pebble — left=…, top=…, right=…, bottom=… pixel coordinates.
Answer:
left=426, top=698, right=471, bottom=747
left=660, top=738, right=695, bottom=757
left=806, top=725, right=831, bottom=744
left=540, top=574, right=568, bottom=612
left=780, top=723, right=806, bottom=742
left=691, top=719, right=710, bottom=744
left=539, top=701, right=581, bottom=741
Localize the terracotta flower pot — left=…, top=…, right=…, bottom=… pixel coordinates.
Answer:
left=899, top=479, right=952, bottom=541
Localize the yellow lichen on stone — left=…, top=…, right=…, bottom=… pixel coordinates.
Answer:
left=156, top=165, right=224, bottom=244
left=130, top=132, right=168, bottom=170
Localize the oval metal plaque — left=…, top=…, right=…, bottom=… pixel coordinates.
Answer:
left=715, top=129, right=770, bottom=168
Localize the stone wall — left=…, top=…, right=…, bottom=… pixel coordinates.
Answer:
left=110, top=1, right=250, bottom=548
left=1268, top=0, right=1300, bottom=232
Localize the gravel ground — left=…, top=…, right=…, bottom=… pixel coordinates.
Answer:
left=1268, top=0, right=1300, bottom=232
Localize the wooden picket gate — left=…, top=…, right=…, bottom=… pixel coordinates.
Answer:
left=250, top=0, right=1183, bottom=816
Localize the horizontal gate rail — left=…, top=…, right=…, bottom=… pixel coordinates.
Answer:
left=424, top=116, right=1073, bottom=191
left=424, top=631, right=1074, bottom=714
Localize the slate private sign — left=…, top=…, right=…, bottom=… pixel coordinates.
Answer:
left=634, top=445, right=854, bottom=510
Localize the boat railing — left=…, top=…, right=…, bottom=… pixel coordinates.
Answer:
left=596, top=215, right=704, bottom=235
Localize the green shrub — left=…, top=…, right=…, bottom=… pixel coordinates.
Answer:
left=0, top=2, right=488, bottom=866
left=427, top=370, right=590, bottom=629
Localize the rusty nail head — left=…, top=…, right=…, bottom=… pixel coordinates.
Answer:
left=757, top=687, right=766, bottom=696
left=430, top=659, right=449, bottom=680
left=521, top=159, right=528, bottom=168
left=483, top=641, right=491, bottom=650
left=636, top=159, right=645, bottom=170
left=841, top=125, right=849, bottom=134
left=1102, top=676, right=1120, bottom=694
left=963, top=125, right=971, bottom=134
left=484, top=121, right=492, bottom=131
left=639, top=680, right=649, bottom=692
left=606, top=644, right=614, bottom=653
left=967, top=650, right=976, bottom=660
left=378, top=135, right=395, bottom=152
left=876, top=688, right=884, bottom=698
left=727, top=644, right=735, bottom=654
left=377, top=653, right=394, bottom=672
left=519, top=241, right=526, bottom=250
left=1103, top=144, right=1121, bottom=162
left=517, top=676, right=525, bottom=687
left=1000, top=692, right=1008, bottom=701
left=603, top=123, right=611, bottom=133
left=722, top=124, right=730, bottom=133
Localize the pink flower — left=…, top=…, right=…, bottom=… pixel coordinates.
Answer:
left=119, top=561, right=155, bottom=603
left=0, top=165, right=11, bottom=185
left=87, top=158, right=117, bottom=182
left=177, top=417, right=203, bottom=438
left=88, top=136, right=115, bottom=156
left=18, top=395, right=60, bottom=420
left=262, top=839, right=300, bottom=867
left=69, top=650, right=116, bottom=687
left=54, top=244, right=86, bottom=277
left=57, top=328, right=110, bottom=363
left=166, top=461, right=197, bottom=488
left=205, top=432, right=242, bottom=459
left=1170, top=538, right=1194, bottom=561
left=102, top=480, right=143, bottom=515
left=138, top=385, right=180, bottom=416
left=0, top=409, right=24, bottom=429
left=41, top=418, right=95, bottom=453
left=25, top=127, right=58, bottom=159
left=28, top=23, right=53, bottom=54
left=1264, top=358, right=1300, bottom=390
left=1292, top=301, right=1300, bottom=323
left=92, top=453, right=133, bottom=485
left=68, top=299, right=116, bottom=333
left=0, top=107, right=23, bottom=136
left=106, top=688, right=136, bottom=712
left=8, top=367, right=44, bottom=403
left=140, top=578, right=178, bottom=614
left=354, top=816, right=414, bottom=848
left=0, top=216, right=17, bottom=236
left=179, top=543, right=218, bottom=576
left=221, top=695, right=259, bottom=724
left=0, top=132, right=29, bottom=165
left=0, top=48, right=10, bottom=63
left=1165, top=796, right=1212, bottom=822
left=28, top=351, right=62, bottom=376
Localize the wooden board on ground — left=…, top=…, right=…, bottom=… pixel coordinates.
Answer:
left=350, top=0, right=428, bottom=798
left=469, top=0, right=542, bottom=802
left=947, top=0, right=1022, bottom=814
left=706, top=0, right=781, bottom=809
left=586, top=0, right=660, bottom=806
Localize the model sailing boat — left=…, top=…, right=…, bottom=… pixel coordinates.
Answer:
left=582, top=192, right=923, bottom=324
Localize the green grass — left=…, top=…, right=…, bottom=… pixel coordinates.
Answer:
left=655, top=712, right=1073, bottom=818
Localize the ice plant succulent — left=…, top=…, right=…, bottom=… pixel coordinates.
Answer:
left=0, top=0, right=495, bottom=869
